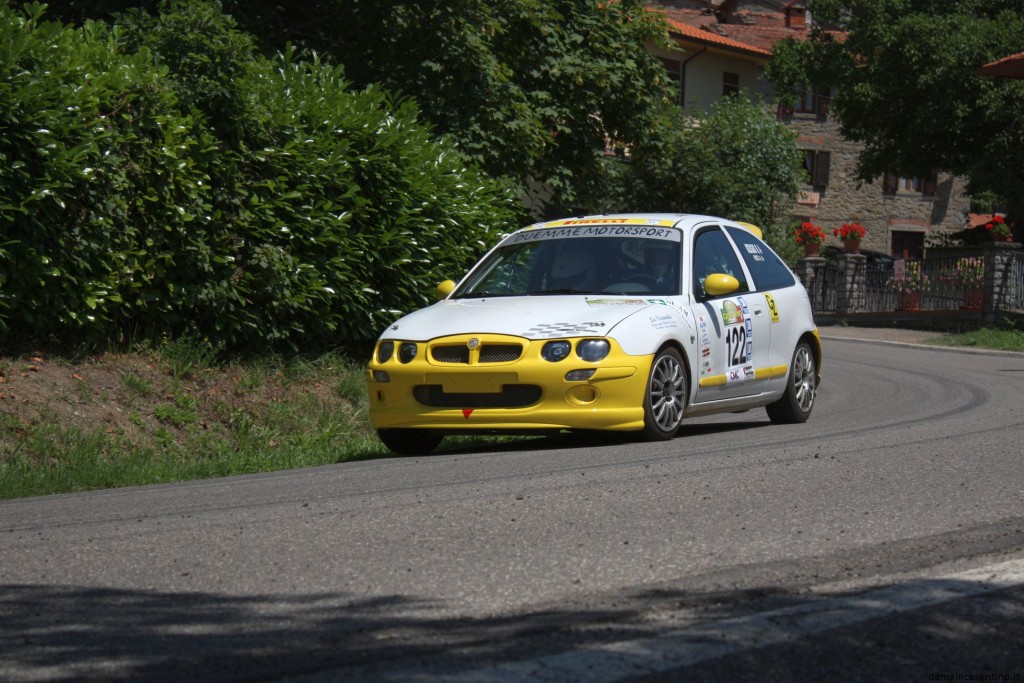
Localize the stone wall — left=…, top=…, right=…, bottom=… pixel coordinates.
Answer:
left=782, top=110, right=972, bottom=255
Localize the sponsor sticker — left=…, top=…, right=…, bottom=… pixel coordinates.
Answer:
left=764, top=293, right=780, bottom=323
left=649, top=313, right=677, bottom=330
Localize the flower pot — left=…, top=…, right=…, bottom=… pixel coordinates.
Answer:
left=961, top=287, right=983, bottom=310
left=843, top=239, right=861, bottom=254
left=898, top=292, right=921, bottom=311
left=803, top=242, right=821, bottom=257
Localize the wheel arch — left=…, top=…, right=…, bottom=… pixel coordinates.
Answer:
left=801, top=328, right=823, bottom=386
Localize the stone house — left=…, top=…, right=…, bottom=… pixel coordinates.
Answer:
left=644, top=0, right=972, bottom=260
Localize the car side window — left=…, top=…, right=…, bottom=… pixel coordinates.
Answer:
left=692, top=227, right=748, bottom=299
left=725, top=226, right=797, bottom=291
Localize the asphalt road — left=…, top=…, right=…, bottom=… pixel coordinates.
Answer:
left=2, top=332, right=1023, bottom=682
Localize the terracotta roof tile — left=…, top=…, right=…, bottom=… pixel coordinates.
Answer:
left=658, top=15, right=773, bottom=57
left=978, top=51, right=1024, bottom=78
left=649, top=4, right=845, bottom=55
left=716, top=23, right=808, bottom=51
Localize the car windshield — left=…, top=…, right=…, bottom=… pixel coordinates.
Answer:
left=451, top=229, right=682, bottom=298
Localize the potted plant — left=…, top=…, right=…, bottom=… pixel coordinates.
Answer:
left=954, top=256, right=984, bottom=309
left=887, top=261, right=929, bottom=311
left=981, top=215, right=1013, bottom=241
left=833, top=222, right=866, bottom=254
left=794, top=221, right=826, bottom=256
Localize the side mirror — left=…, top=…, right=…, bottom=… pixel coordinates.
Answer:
left=435, top=279, right=456, bottom=300
left=703, top=273, right=740, bottom=297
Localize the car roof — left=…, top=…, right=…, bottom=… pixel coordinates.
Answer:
left=523, top=213, right=757, bottom=234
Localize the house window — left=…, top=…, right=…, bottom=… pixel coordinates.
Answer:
left=803, top=150, right=831, bottom=188
left=883, top=173, right=938, bottom=197
left=660, top=57, right=683, bottom=107
left=723, top=72, right=739, bottom=98
left=793, top=86, right=829, bottom=117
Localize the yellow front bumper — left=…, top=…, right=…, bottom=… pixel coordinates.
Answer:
left=366, top=334, right=653, bottom=433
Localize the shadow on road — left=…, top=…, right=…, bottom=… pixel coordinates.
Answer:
left=2, top=572, right=1022, bottom=681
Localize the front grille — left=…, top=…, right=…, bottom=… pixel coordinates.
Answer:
left=479, top=344, right=522, bottom=363
left=413, top=384, right=542, bottom=408
left=432, top=346, right=470, bottom=363
left=430, top=343, right=523, bottom=364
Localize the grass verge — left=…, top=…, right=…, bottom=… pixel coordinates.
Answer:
left=925, top=326, right=1024, bottom=352
left=0, top=347, right=393, bottom=500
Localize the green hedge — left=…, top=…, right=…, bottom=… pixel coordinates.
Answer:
left=0, top=2, right=521, bottom=352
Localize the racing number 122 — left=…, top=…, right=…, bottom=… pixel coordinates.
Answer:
left=726, top=325, right=747, bottom=366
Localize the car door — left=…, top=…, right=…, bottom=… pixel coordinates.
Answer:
left=689, top=225, right=772, bottom=403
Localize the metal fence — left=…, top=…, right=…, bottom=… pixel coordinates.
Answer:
left=999, top=251, right=1024, bottom=312
left=805, top=249, right=1022, bottom=316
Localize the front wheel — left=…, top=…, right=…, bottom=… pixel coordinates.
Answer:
left=377, top=429, right=443, bottom=455
left=641, top=347, right=688, bottom=440
left=766, top=341, right=817, bottom=424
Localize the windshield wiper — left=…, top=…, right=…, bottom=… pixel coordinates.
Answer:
left=450, top=291, right=518, bottom=299
left=530, top=289, right=630, bottom=296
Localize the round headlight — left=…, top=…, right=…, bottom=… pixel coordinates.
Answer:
left=398, top=342, right=418, bottom=364
left=541, top=340, right=572, bottom=362
left=377, top=341, right=394, bottom=363
left=577, top=339, right=610, bottom=362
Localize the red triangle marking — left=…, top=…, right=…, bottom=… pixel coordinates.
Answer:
left=462, top=409, right=474, bottom=419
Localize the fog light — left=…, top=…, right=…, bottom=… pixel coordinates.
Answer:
left=377, top=341, right=394, bottom=363
left=542, top=340, right=571, bottom=362
left=577, top=339, right=610, bottom=362
left=398, top=342, right=418, bottom=363
left=567, top=384, right=599, bottom=405
left=372, top=370, right=390, bottom=383
left=565, top=369, right=596, bottom=381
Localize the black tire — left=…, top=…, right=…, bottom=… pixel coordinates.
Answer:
left=766, top=341, right=817, bottom=424
left=377, top=429, right=443, bottom=455
left=641, top=347, right=688, bottom=440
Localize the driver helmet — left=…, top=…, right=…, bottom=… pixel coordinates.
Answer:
left=550, top=247, right=596, bottom=289
left=644, top=242, right=675, bottom=277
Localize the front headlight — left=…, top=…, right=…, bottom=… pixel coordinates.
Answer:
left=577, top=339, right=610, bottom=362
left=541, top=340, right=572, bottom=362
left=377, top=341, right=394, bottom=363
left=398, top=342, right=418, bottom=364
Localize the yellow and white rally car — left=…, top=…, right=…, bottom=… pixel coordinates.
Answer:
left=366, top=214, right=821, bottom=454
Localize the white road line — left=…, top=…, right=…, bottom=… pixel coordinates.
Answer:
left=428, top=557, right=1024, bottom=683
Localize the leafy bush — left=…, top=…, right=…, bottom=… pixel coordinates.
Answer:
left=0, top=1, right=521, bottom=352
left=621, top=95, right=804, bottom=254
left=0, top=2, right=206, bottom=343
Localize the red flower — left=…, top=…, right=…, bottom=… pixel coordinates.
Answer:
left=833, top=222, right=866, bottom=240
left=794, top=221, right=826, bottom=244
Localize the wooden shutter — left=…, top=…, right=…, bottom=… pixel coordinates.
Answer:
left=815, top=92, right=830, bottom=118
left=813, top=151, right=831, bottom=187
left=922, top=174, right=938, bottom=196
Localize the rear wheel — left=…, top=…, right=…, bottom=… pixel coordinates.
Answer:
left=641, top=347, right=687, bottom=440
left=377, top=428, right=443, bottom=455
left=766, top=341, right=817, bottom=424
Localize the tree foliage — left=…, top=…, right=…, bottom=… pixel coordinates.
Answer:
left=623, top=95, right=804, bottom=237
left=0, top=1, right=520, bottom=351
left=218, top=0, right=678, bottom=216
left=2, top=0, right=813, bottom=355
left=765, top=0, right=1024, bottom=210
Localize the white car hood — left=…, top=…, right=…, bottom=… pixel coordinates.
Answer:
left=383, top=296, right=664, bottom=340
